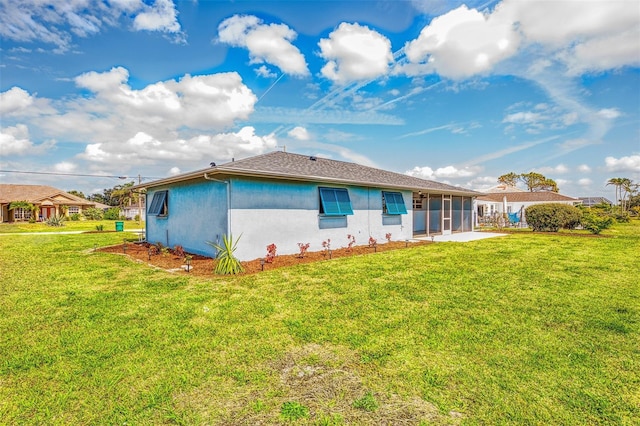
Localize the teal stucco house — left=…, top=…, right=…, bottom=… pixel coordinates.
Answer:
left=136, top=151, right=479, bottom=261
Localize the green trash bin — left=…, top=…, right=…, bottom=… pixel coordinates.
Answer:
left=115, top=221, right=124, bottom=232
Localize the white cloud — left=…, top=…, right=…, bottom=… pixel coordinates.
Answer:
left=404, top=5, right=520, bottom=79
left=503, top=111, right=542, bottom=124
left=504, top=0, right=640, bottom=74
left=578, top=178, right=592, bottom=186
left=0, top=0, right=184, bottom=52
left=406, top=164, right=482, bottom=179
left=506, top=0, right=636, bottom=46
left=255, top=65, right=277, bottom=78
left=319, top=22, right=393, bottom=83
left=404, top=0, right=640, bottom=79
left=562, top=112, right=579, bottom=126
left=168, top=167, right=181, bottom=176
left=2, top=67, right=266, bottom=171
left=534, top=164, right=569, bottom=175
left=467, top=175, right=499, bottom=191
left=218, top=15, right=309, bottom=77
left=502, top=101, right=596, bottom=135
left=288, top=126, right=310, bottom=141
left=67, top=66, right=257, bottom=133
left=133, top=0, right=181, bottom=33
left=0, top=87, right=33, bottom=114
left=78, top=126, right=277, bottom=167
left=605, top=155, right=640, bottom=173
left=597, top=108, right=621, bottom=120
left=54, top=161, right=77, bottom=173
left=578, top=164, right=592, bottom=173
left=558, top=138, right=594, bottom=151
left=406, top=166, right=434, bottom=179
left=565, top=29, right=640, bottom=75
left=0, top=124, right=33, bottom=155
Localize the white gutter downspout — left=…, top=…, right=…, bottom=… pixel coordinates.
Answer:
left=204, top=173, right=231, bottom=237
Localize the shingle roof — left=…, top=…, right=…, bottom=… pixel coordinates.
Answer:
left=478, top=191, right=579, bottom=203
left=137, top=151, right=480, bottom=196
left=0, top=184, right=95, bottom=205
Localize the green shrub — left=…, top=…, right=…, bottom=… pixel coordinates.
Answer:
left=525, top=203, right=582, bottom=232
left=581, top=212, right=614, bottom=234
left=612, top=212, right=630, bottom=223
left=69, top=213, right=82, bottom=221
left=83, top=207, right=103, bottom=220
left=103, top=207, right=121, bottom=220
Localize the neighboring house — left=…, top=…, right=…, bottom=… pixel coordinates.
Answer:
left=476, top=184, right=580, bottom=224
left=135, top=151, right=480, bottom=261
left=0, top=184, right=104, bottom=222
left=578, top=197, right=612, bottom=207
left=122, top=198, right=146, bottom=221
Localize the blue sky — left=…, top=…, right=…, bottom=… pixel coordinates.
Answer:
left=1, top=0, right=639, bottom=199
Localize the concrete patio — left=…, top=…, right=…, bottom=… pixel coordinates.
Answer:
left=415, top=231, right=507, bottom=243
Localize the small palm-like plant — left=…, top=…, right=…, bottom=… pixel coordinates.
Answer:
left=45, top=215, right=65, bottom=227
left=207, top=234, right=244, bottom=275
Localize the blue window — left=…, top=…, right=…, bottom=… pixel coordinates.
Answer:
left=319, top=187, right=353, bottom=216
left=382, top=191, right=407, bottom=215
left=148, top=190, right=168, bottom=216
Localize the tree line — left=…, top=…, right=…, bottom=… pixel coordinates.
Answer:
left=68, top=181, right=139, bottom=208
left=498, top=172, right=559, bottom=192
left=607, top=177, right=638, bottom=213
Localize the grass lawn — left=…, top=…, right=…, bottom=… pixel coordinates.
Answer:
left=0, top=220, right=144, bottom=234
left=0, top=223, right=638, bottom=424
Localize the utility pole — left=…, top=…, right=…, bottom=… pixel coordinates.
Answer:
left=138, top=174, right=142, bottom=225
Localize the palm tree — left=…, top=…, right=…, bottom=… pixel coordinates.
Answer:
left=620, top=178, right=633, bottom=212
left=8, top=201, right=39, bottom=221
left=607, top=178, right=625, bottom=213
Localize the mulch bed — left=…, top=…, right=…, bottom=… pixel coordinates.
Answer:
left=97, top=240, right=433, bottom=276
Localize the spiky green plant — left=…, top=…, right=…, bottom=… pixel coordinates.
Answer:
left=207, top=234, right=244, bottom=275
left=45, top=215, right=65, bottom=227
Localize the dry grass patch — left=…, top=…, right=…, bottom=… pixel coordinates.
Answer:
left=174, top=343, right=460, bottom=424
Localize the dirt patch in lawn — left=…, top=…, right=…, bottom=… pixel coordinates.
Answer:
left=97, top=239, right=432, bottom=276
left=173, top=343, right=458, bottom=424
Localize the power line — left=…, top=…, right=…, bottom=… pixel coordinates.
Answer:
left=0, top=170, right=160, bottom=180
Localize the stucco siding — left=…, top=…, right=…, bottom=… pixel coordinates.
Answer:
left=228, top=179, right=412, bottom=260
left=230, top=179, right=317, bottom=210
left=230, top=207, right=412, bottom=260
left=146, top=176, right=413, bottom=261
left=146, top=180, right=228, bottom=257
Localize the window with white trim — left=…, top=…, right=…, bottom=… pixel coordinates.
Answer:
left=13, top=208, right=31, bottom=221
left=68, top=206, right=80, bottom=214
